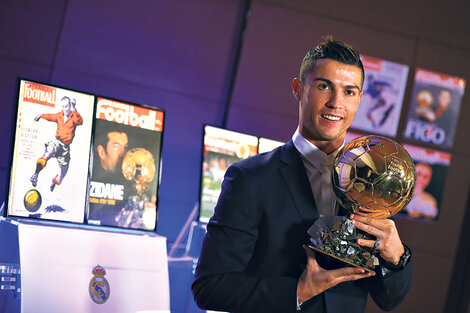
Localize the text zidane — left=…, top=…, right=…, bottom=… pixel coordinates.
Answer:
left=89, top=181, right=124, bottom=201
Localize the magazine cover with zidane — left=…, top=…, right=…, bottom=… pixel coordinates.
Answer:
left=87, top=97, right=164, bottom=231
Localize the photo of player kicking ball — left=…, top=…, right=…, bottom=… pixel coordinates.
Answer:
left=30, top=96, right=83, bottom=191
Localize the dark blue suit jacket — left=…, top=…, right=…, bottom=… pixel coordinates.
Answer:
left=192, top=141, right=412, bottom=313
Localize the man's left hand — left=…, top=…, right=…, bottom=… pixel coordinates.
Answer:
left=350, top=214, right=404, bottom=265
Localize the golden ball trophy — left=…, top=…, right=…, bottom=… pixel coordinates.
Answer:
left=308, top=135, right=416, bottom=272
left=115, top=148, right=156, bottom=228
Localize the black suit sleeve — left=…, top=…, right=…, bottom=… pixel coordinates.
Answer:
left=192, top=164, right=317, bottom=313
left=368, top=259, right=413, bottom=311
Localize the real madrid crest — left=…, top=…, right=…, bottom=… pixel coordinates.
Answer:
left=89, top=265, right=110, bottom=304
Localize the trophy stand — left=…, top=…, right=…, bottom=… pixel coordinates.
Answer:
left=307, top=216, right=379, bottom=272
left=116, top=177, right=150, bottom=228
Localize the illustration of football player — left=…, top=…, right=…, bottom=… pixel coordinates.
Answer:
left=364, top=79, right=395, bottom=128
left=30, top=96, right=83, bottom=191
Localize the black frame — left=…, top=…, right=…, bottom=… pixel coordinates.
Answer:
left=85, top=95, right=165, bottom=232
left=6, top=78, right=95, bottom=224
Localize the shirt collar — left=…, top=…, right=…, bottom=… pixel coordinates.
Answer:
left=292, top=127, right=343, bottom=171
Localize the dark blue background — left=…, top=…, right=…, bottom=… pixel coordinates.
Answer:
left=1, top=1, right=470, bottom=312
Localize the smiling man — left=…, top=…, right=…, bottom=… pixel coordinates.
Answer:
left=192, top=36, right=412, bottom=313
left=293, top=57, right=363, bottom=154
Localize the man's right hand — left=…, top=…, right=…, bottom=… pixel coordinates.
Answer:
left=297, top=245, right=375, bottom=303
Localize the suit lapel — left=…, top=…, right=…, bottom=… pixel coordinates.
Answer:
left=279, top=141, right=319, bottom=228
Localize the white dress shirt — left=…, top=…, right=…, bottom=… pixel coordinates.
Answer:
left=292, top=128, right=345, bottom=310
left=292, top=128, right=343, bottom=217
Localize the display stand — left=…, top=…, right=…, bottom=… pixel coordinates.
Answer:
left=0, top=217, right=170, bottom=313
left=166, top=202, right=226, bottom=313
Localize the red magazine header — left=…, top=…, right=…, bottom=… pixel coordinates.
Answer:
left=22, top=81, right=56, bottom=107
left=361, top=55, right=382, bottom=72
left=96, top=97, right=164, bottom=132
left=415, top=68, right=466, bottom=91
left=403, top=144, right=451, bottom=166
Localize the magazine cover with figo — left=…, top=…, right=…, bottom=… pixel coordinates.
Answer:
left=87, top=97, right=164, bottom=231
left=7, top=79, right=94, bottom=223
left=404, top=69, right=465, bottom=149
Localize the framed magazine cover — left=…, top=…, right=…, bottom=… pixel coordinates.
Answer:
left=258, top=137, right=284, bottom=154
left=198, top=125, right=258, bottom=223
left=397, top=144, right=451, bottom=222
left=403, top=69, right=466, bottom=149
left=7, top=79, right=95, bottom=223
left=351, top=55, right=409, bottom=137
left=86, top=96, right=165, bottom=231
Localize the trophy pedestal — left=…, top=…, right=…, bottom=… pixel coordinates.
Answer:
left=307, top=216, right=379, bottom=273
left=0, top=217, right=170, bottom=313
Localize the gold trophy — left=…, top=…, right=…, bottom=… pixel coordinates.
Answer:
left=308, top=135, right=416, bottom=271
left=116, top=148, right=156, bottom=229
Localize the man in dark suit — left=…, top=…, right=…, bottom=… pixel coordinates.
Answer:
left=192, top=36, right=412, bottom=313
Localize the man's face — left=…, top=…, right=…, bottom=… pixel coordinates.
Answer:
left=293, top=59, right=363, bottom=152
left=438, top=90, right=451, bottom=109
left=415, top=163, right=432, bottom=191
left=61, top=98, right=71, bottom=115
left=103, top=132, right=128, bottom=171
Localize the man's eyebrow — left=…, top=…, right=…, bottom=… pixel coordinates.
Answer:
left=313, top=78, right=333, bottom=85
left=314, top=77, right=362, bottom=92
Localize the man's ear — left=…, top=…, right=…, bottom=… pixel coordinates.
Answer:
left=97, top=145, right=106, bottom=160
left=292, top=78, right=302, bottom=101
left=355, top=91, right=364, bottom=113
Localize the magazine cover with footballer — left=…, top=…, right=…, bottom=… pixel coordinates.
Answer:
left=350, top=55, right=409, bottom=137
left=199, top=126, right=258, bottom=223
left=258, top=137, right=284, bottom=154
left=8, top=79, right=94, bottom=223
left=398, top=144, right=450, bottom=222
left=404, top=69, right=466, bottom=149
left=87, top=97, right=164, bottom=231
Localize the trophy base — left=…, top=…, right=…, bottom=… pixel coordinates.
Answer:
left=307, top=245, right=376, bottom=273
left=307, top=216, right=379, bottom=273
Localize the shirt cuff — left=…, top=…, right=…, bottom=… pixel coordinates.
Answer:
left=296, top=288, right=303, bottom=310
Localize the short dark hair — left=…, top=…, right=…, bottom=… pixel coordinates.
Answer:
left=61, top=96, right=71, bottom=104
left=93, top=120, right=129, bottom=153
left=299, top=36, right=364, bottom=88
